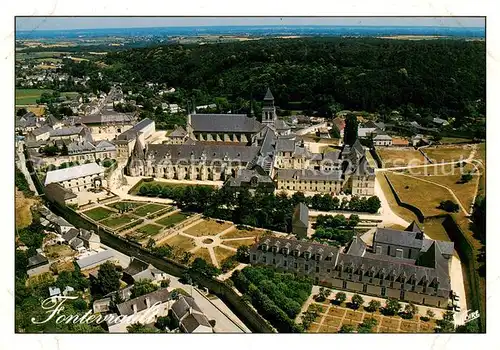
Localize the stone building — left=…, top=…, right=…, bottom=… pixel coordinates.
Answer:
left=250, top=222, right=453, bottom=308
left=292, top=203, right=309, bottom=239
left=44, top=162, right=106, bottom=192
left=115, top=118, right=155, bottom=159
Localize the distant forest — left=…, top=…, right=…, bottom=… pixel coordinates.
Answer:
left=75, top=38, right=487, bottom=125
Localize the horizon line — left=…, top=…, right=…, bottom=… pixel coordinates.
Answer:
left=15, top=24, right=486, bottom=33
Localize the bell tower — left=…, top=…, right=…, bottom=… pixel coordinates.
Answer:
left=262, top=87, right=277, bottom=125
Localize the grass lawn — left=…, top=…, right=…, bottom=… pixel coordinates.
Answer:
left=162, top=234, right=196, bottom=251
left=221, top=238, right=256, bottom=249
left=136, top=224, right=163, bottom=237
left=155, top=212, right=189, bottom=227
left=376, top=173, right=421, bottom=224
left=376, top=147, right=427, bottom=168
left=133, top=203, right=167, bottom=217
left=385, top=172, right=455, bottom=217
left=423, top=145, right=474, bottom=163
left=16, top=88, right=53, bottom=105
left=421, top=217, right=450, bottom=242
left=413, top=173, right=479, bottom=211
left=213, top=246, right=235, bottom=263
left=183, top=219, right=233, bottom=237
left=220, top=227, right=263, bottom=239
left=44, top=244, right=75, bottom=259
left=106, top=201, right=146, bottom=211
left=100, top=215, right=136, bottom=228
left=83, top=207, right=114, bottom=221
left=191, top=247, right=213, bottom=263
left=440, top=137, right=474, bottom=144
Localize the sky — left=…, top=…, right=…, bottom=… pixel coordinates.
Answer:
left=16, top=17, right=485, bottom=31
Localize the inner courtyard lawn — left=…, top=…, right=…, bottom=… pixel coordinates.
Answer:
left=82, top=207, right=114, bottom=221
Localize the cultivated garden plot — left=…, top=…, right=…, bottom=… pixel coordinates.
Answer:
left=155, top=212, right=190, bottom=227
left=132, top=203, right=168, bottom=217
left=100, top=214, right=137, bottom=229
left=82, top=207, right=115, bottom=221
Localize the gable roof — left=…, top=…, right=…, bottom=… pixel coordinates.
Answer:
left=76, top=250, right=115, bottom=269
left=171, top=296, right=203, bottom=320
left=44, top=183, right=77, bottom=202
left=264, top=88, right=274, bottom=100
left=123, top=257, right=149, bottom=276
left=117, top=289, right=171, bottom=316
left=292, top=203, right=308, bottom=228
left=180, top=313, right=212, bottom=333
left=169, top=126, right=187, bottom=138
left=374, top=227, right=424, bottom=249
left=44, top=163, right=104, bottom=185
left=190, top=114, right=262, bottom=133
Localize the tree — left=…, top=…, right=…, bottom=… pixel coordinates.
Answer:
left=358, top=316, right=378, bottom=333
left=189, top=257, right=220, bottom=278
left=383, top=298, right=401, bottom=316
left=439, top=200, right=460, bottom=213
left=127, top=323, right=160, bottom=333
left=17, top=108, right=28, bottom=116
left=160, top=278, right=171, bottom=288
left=131, top=279, right=159, bottom=298
left=344, top=114, right=358, bottom=146
left=350, top=294, right=364, bottom=310
left=334, top=292, right=347, bottom=305
left=60, top=143, right=68, bottom=156
left=315, top=287, right=331, bottom=302
left=455, top=319, right=479, bottom=333
left=403, top=302, right=419, bottom=319
left=235, top=245, right=250, bottom=263
left=436, top=311, right=455, bottom=333
left=95, top=262, right=121, bottom=296
left=366, top=299, right=381, bottom=313
left=339, top=324, right=355, bottom=333
left=426, top=309, right=435, bottom=319
left=460, top=173, right=473, bottom=183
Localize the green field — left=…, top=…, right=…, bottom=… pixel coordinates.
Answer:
left=15, top=89, right=53, bottom=105
left=155, top=212, right=189, bottom=227
left=83, top=207, right=114, bottom=221
left=100, top=215, right=136, bottom=228
left=133, top=203, right=167, bottom=217
left=136, top=224, right=163, bottom=237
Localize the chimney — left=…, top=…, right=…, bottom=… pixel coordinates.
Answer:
left=145, top=297, right=151, bottom=308
left=132, top=303, right=138, bottom=314
left=189, top=306, right=193, bottom=315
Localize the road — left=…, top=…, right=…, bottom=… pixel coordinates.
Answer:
left=15, top=141, right=38, bottom=194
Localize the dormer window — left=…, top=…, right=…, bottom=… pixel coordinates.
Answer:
left=304, top=252, right=311, bottom=260
left=282, top=248, right=289, bottom=256
left=315, top=254, right=320, bottom=261
left=293, top=250, right=299, bottom=257
left=261, top=244, right=268, bottom=252
left=272, top=246, right=277, bottom=254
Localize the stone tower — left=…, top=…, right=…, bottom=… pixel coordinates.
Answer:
left=262, top=88, right=277, bottom=125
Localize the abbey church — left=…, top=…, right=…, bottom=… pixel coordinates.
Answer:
left=126, top=88, right=375, bottom=195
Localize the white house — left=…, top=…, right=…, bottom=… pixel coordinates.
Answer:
left=44, top=162, right=106, bottom=192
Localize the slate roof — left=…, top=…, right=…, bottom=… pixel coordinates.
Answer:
left=44, top=163, right=104, bottom=185
left=94, top=140, right=116, bottom=152
left=63, top=228, right=80, bottom=242
left=190, top=114, right=262, bottom=133
left=80, top=112, right=135, bottom=125
left=49, top=126, right=84, bottom=137
left=226, top=168, right=274, bottom=187
left=276, top=139, right=296, bottom=153
left=169, top=126, right=187, bottom=138
left=171, top=296, right=203, bottom=319
left=374, top=228, right=424, bottom=249
left=76, top=250, right=115, bottom=269
left=276, top=168, right=343, bottom=181
left=346, top=236, right=367, bottom=256
left=143, top=143, right=260, bottom=164
left=116, top=118, right=154, bottom=141
left=264, top=88, right=274, bottom=100
left=31, top=125, right=52, bottom=137
left=44, top=183, right=77, bottom=202
left=181, top=313, right=212, bottom=333
left=292, top=203, right=309, bottom=228
left=373, top=134, right=392, bottom=141
left=27, top=253, right=49, bottom=268
left=117, top=289, right=171, bottom=316
left=70, top=237, right=84, bottom=249
left=123, top=258, right=149, bottom=276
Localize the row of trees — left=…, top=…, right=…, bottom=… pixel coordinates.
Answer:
left=312, top=214, right=360, bottom=246
left=231, top=266, right=312, bottom=332
left=308, top=193, right=381, bottom=213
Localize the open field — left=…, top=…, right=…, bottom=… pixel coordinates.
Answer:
left=191, top=247, right=212, bottom=262
left=213, top=246, right=235, bottom=262
left=132, top=203, right=167, bottom=217
left=222, top=238, right=257, bottom=249
left=22, top=106, right=46, bottom=116
left=155, top=212, right=190, bottom=227
left=15, top=89, right=53, bottom=105
left=413, top=173, right=479, bottom=211
left=100, top=215, right=136, bottom=228
left=439, top=137, right=474, bottom=144
left=82, top=207, right=114, bottom=221
left=221, top=227, right=264, bottom=239
left=161, top=234, right=196, bottom=251
left=135, top=224, right=163, bottom=238
left=385, top=172, right=455, bottom=217
left=15, top=189, right=36, bottom=229
left=376, top=147, right=427, bottom=168
left=423, top=145, right=475, bottom=163
left=183, top=219, right=232, bottom=237
left=44, top=244, right=75, bottom=259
